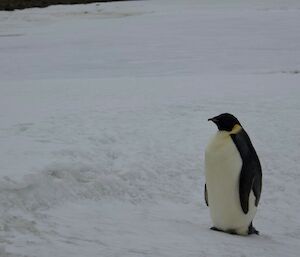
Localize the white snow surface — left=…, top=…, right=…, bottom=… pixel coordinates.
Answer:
left=0, top=0, right=300, bottom=256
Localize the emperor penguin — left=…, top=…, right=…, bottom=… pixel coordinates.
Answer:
left=204, top=113, right=262, bottom=235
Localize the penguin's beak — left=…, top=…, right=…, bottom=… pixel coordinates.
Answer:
left=208, top=117, right=218, bottom=123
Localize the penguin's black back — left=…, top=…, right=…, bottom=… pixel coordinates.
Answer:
left=230, top=128, right=262, bottom=214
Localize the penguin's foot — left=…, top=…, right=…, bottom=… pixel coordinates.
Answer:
left=210, top=227, right=237, bottom=235
left=210, top=226, right=223, bottom=232
left=248, top=223, right=259, bottom=235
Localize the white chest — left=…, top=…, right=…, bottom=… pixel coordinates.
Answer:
left=205, top=131, right=242, bottom=183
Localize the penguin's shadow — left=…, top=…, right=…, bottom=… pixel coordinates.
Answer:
left=209, top=228, right=276, bottom=244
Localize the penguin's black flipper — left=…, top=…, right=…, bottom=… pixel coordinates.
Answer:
left=205, top=184, right=209, bottom=206
left=231, top=129, right=262, bottom=214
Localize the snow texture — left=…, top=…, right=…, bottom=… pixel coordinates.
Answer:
left=0, top=0, right=300, bottom=256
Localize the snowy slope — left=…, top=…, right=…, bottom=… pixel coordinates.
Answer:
left=1, top=0, right=300, bottom=80
left=0, top=1, right=300, bottom=257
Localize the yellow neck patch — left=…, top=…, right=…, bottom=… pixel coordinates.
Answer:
left=230, top=124, right=242, bottom=135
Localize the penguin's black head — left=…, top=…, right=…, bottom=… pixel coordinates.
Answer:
left=208, top=113, right=241, bottom=131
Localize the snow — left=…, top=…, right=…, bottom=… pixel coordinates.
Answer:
left=0, top=1, right=300, bottom=256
